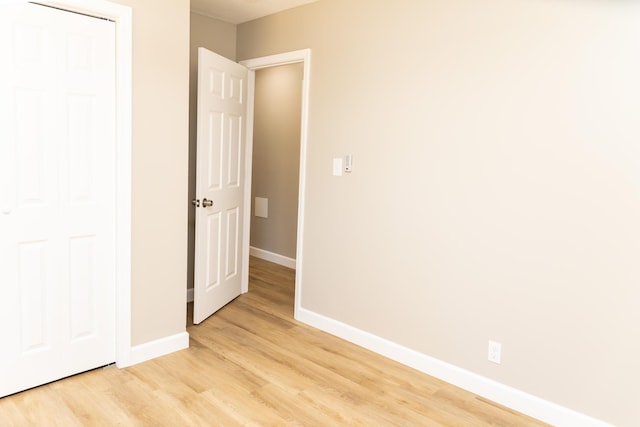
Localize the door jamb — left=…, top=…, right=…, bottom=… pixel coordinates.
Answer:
left=39, top=0, right=133, bottom=367
left=240, top=49, right=311, bottom=319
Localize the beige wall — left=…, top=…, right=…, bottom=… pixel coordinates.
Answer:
left=187, top=12, right=237, bottom=290
left=251, top=64, right=303, bottom=259
left=111, top=0, right=189, bottom=345
left=190, top=12, right=236, bottom=63
left=238, top=0, right=640, bottom=425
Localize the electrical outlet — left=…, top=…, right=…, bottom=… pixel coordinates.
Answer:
left=488, top=340, right=502, bottom=364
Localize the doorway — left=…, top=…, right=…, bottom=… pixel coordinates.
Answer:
left=249, top=63, right=304, bottom=270
left=187, top=50, right=310, bottom=321
left=241, top=49, right=311, bottom=319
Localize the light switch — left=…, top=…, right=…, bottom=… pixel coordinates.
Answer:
left=333, top=158, right=343, bottom=176
left=345, top=154, right=353, bottom=172
left=255, top=197, right=268, bottom=218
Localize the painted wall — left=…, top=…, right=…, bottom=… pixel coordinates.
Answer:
left=187, top=12, right=237, bottom=291
left=250, top=64, right=303, bottom=260
left=237, top=0, right=640, bottom=425
left=111, top=0, right=189, bottom=346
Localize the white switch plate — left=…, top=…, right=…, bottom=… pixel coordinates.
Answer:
left=333, top=158, right=343, bottom=176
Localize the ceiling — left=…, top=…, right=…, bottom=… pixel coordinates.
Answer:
left=191, top=0, right=319, bottom=24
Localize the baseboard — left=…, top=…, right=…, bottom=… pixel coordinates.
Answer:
left=250, top=246, right=296, bottom=269
left=128, top=331, right=189, bottom=366
left=295, top=307, right=612, bottom=427
left=187, top=287, right=194, bottom=303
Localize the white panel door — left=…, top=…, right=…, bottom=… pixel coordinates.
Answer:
left=194, top=48, right=248, bottom=324
left=0, top=3, right=116, bottom=396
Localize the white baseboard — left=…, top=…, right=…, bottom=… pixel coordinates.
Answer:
left=187, top=287, right=194, bottom=303
left=295, top=307, right=612, bottom=427
left=250, top=246, right=296, bottom=269
left=127, top=331, right=189, bottom=366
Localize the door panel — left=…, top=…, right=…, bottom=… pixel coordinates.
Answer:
left=18, top=242, right=48, bottom=353
left=205, top=212, right=221, bottom=289
left=226, top=207, right=239, bottom=278
left=69, top=235, right=96, bottom=341
left=227, top=114, right=243, bottom=186
left=194, top=48, right=248, bottom=324
left=0, top=3, right=116, bottom=397
left=207, top=111, right=224, bottom=190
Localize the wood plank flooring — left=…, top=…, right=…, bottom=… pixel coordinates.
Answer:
left=0, top=257, right=548, bottom=426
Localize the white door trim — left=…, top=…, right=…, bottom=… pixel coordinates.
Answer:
left=240, top=49, right=311, bottom=319
left=38, top=0, right=133, bottom=367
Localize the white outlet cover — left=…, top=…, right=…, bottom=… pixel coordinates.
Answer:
left=488, top=340, right=502, bottom=364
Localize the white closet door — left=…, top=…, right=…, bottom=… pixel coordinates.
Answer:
left=0, top=3, right=116, bottom=397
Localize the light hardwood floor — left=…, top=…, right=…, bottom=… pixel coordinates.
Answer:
left=0, top=257, right=548, bottom=426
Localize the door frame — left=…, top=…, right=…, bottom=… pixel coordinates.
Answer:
left=39, top=0, right=133, bottom=367
left=240, top=49, right=311, bottom=319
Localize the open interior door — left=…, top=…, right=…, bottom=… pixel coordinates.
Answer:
left=193, top=48, right=248, bottom=324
